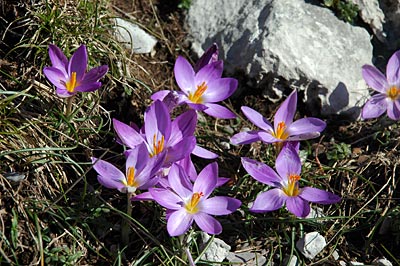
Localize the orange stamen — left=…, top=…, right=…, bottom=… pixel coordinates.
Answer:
left=66, top=72, right=77, bottom=93
left=283, top=174, right=301, bottom=197
left=273, top=121, right=289, bottom=140
left=185, top=192, right=204, bottom=214
left=125, top=167, right=138, bottom=187
left=188, top=81, right=207, bottom=103
left=150, top=134, right=165, bottom=157
left=387, top=85, right=400, bottom=100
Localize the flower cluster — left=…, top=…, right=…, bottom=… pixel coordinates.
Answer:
left=231, top=89, right=340, bottom=218
left=44, top=43, right=343, bottom=237
left=90, top=44, right=241, bottom=236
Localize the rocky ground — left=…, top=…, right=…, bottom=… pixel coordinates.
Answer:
left=0, top=0, right=400, bottom=265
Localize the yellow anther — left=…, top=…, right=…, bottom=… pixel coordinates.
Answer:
left=66, top=72, right=77, bottom=93
left=282, top=174, right=301, bottom=197
left=188, top=81, right=207, bottom=103
left=185, top=192, right=204, bottom=214
left=123, top=167, right=138, bottom=188
left=273, top=121, right=289, bottom=140
left=387, top=85, right=400, bottom=100
left=150, top=134, right=165, bottom=157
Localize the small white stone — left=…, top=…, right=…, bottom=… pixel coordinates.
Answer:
left=339, top=261, right=347, bottom=266
left=349, top=262, right=364, bottom=266
left=199, top=232, right=231, bottom=262
left=296, top=231, right=326, bottom=259
left=373, top=257, right=393, bottom=266
left=332, top=249, right=340, bottom=260
left=220, top=141, right=231, bottom=150
left=284, top=255, right=298, bottom=266
left=113, top=18, right=157, bottom=54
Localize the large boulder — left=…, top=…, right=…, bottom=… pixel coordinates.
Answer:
left=187, top=0, right=373, bottom=117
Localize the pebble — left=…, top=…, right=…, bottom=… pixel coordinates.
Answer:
left=296, top=231, right=326, bottom=259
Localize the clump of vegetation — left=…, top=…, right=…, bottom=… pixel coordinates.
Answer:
left=322, top=0, right=359, bottom=23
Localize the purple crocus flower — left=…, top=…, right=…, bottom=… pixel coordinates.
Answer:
left=113, top=100, right=197, bottom=166
left=242, top=144, right=340, bottom=218
left=194, top=43, right=219, bottom=72
left=361, top=50, right=400, bottom=120
left=151, top=43, right=219, bottom=111
left=152, top=56, right=238, bottom=119
left=231, top=90, right=326, bottom=145
left=43, top=44, right=108, bottom=98
left=149, top=163, right=241, bottom=236
left=91, top=143, right=165, bottom=193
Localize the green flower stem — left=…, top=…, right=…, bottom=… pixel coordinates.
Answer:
left=122, top=192, right=133, bottom=247
left=66, top=95, right=75, bottom=117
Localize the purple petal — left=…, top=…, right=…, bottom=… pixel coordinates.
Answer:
left=202, top=78, right=238, bottom=103
left=167, top=209, right=194, bottom=236
left=362, top=65, right=388, bottom=93
left=241, top=106, right=273, bottom=131
left=258, top=131, right=280, bottom=143
left=300, top=187, right=341, bottom=204
left=216, top=177, right=230, bottom=187
left=144, top=100, right=171, bottom=145
left=125, top=144, right=148, bottom=173
left=241, top=157, right=281, bottom=186
left=250, top=188, right=285, bottom=213
left=131, top=191, right=153, bottom=201
left=151, top=90, right=171, bottom=101
left=91, top=157, right=125, bottom=182
left=91, top=157, right=125, bottom=190
left=386, top=99, right=400, bottom=120
left=201, top=196, right=241, bottom=215
left=386, top=50, right=400, bottom=84
left=275, top=144, right=301, bottom=179
left=274, top=90, right=297, bottom=130
left=149, top=188, right=182, bottom=210
left=43, top=67, right=67, bottom=89
left=287, top=132, right=321, bottom=141
left=68, top=45, right=87, bottom=81
left=177, top=156, right=197, bottom=182
left=165, top=136, right=196, bottom=165
left=168, top=164, right=192, bottom=199
left=185, top=102, right=208, bottom=111
left=48, top=44, right=68, bottom=73
left=193, top=212, right=222, bottom=235
left=174, top=56, right=196, bottom=95
left=82, top=65, right=108, bottom=83
left=194, top=162, right=218, bottom=198
left=169, top=110, right=197, bottom=146
left=203, top=103, right=236, bottom=119
left=113, top=118, right=145, bottom=148
left=361, top=93, right=387, bottom=119
left=286, top=118, right=326, bottom=137
left=192, top=145, right=218, bottom=159
left=97, top=174, right=125, bottom=191
left=285, top=197, right=310, bottom=218
left=75, top=82, right=101, bottom=92
left=194, top=43, right=219, bottom=72
left=230, top=131, right=261, bottom=145
left=195, top=60, right=223, bottom=84
left=56, top=87, right=74, bottom=98
left=283, top=141, right=300, bottom=152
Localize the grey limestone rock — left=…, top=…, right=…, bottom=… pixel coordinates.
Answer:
left=187, top=0, right=373, bottom=117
